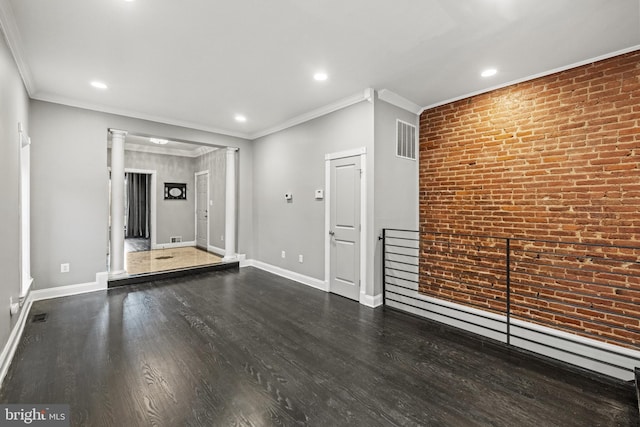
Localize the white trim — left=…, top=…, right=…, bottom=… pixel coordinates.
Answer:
left=32, top=93, right=251, bottom=140
left=151, top=240, right=196, bottom=250
left=359, top=292, right=382, bottom=308
left=18, top=124, right=32, bottom=298
left=324, top=146, right=366, bottom=161
left=124, top=168, right=157, bottom=251
left=325, top=148, right=368, bottom=304
left=249, top=90, right=372, bottom=140
left=30, top=280, right=106, bottom=302
left=0, top=1, right=35, bottom=94
left=386, top=285, right=640, bottom=381
left=195, top=170, right=210, bottom=250
left=0, top=296, right=33, bottom=388
left=324, top=160, right=331, bottom=295
left=207, top=244, right=225, bottom=256
left=250, top=260, right=328, bottom=292
left=116, top=142, right=217, bottom=158
left=419, top=44, right=640, bottom=114
left=378, top=89, right=421, bottom=115
left=360, top=155, right=368, bottom=301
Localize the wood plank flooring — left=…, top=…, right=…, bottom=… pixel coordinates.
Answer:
left=1, top=268, right=637, bottom=426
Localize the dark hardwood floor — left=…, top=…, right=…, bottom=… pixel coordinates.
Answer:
left=1, top=268, right=637, bottom=426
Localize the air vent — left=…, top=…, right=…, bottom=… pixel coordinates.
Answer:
left=396, top=119, right=417, bottom=160
left=32, top=313, right=48, bottom=323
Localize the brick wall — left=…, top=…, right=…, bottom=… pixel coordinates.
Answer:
left=419, top=50, right=640, bottom=349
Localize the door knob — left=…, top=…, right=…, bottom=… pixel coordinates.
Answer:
left=329, top=230, right=335, bottom=236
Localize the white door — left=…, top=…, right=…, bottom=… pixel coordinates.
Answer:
left=329, top=155, right=361, bottom=301
left=195, top=172, right=209, bottom=249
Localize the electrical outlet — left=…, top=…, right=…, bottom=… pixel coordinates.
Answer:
left=221, top=235, right=224, bottom=241
left=61, top=263, right=70, bottom=273
left=281, top=251, right=286, bottom=258
left=299, top=255, right=304, bottom=263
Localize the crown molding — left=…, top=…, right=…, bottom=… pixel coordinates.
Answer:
left=249, top=88, right=373, bottom=140
left=378, top=89, right=421, bottom=115
left=420, top=44, right=640, bottom=114
left=32, top=92, right=252, bottom=140
left=0, top=0, right=35, bottom=94
left=108, top=140, right=217, bottom=158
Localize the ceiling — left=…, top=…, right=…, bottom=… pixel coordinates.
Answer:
left=118, top=134, right=217, bottom=157
left=1, top=0, right=639, bottom=139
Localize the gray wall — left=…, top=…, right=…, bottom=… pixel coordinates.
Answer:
left=0, top=29, right=30, bottom=350
left=194, top=149, right=226, bottom=250
left=252, top=101, right=375, bottom=291
left=373, top=95, right=419, bottom=295
left=30, top=100, right=253, bottom=289
left=108, top=149, right=197, bottom=244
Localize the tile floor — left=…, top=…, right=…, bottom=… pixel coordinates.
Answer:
left=125, top=246, right=222, bottom=275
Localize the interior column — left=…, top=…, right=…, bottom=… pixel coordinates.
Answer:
left=223, top=147, right=238, bottom=261
left=109, top=129, right=127, bottom=275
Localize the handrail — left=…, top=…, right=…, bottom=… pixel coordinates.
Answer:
left=382, top=228, right=640, bottom=377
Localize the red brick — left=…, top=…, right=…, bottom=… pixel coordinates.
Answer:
left=419, top=50, right=640, bottom=348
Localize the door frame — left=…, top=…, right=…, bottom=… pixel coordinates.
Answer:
left=324, top=147, right=367, bottom=300
left=194, top=170, right=210, bottom=251
left=123, top=168, right=157, bottom=249
left=18, top=123, right=32, bottom=298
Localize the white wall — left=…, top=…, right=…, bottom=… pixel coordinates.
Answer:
left=0, top=29, right=30, bottom=347
left=373, top=94, right=419, bottom=295
left=108, top=149, right=197, bottom=244
left=252, top=101, right=375, bottom=290
left=30, top=100, right=253, bottom=289
left=194, top=149, right=226, bottom=250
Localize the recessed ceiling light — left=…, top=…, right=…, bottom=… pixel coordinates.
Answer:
left=481, top=68, right=497, bottom=78
left=90, top=81, right=108, bottom=89
left=235, top=115, right=247, bottom=123
left=149, top=138, right=168, bottom=145
left=313, top=72, right=328, bottom=81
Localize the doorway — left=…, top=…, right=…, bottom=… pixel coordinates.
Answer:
left=195, top=171, right=209, bottom=250
left=108, top=132, right=235, bottom=279
left=124, top=170, right=154, bottom=253
left=325, top=149, right=366, bottom=301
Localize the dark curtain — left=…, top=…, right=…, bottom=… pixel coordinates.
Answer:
left=125, top=173, right=150, bottom=238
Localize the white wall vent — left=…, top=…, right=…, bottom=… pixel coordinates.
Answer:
left=396, top=120, right=417, bottom=160
left=170, top=236, right=182, bottom=243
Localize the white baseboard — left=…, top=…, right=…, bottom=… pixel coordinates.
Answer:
left=359, top=292, right=383, bottom=308
left=249, top=260, right=328, bottom=292
left=243, top=260, right=381, bottom=306
left=207, top=244, right=225, bottom=256
left=0, top=295, right=33, bottom=388
left=30, top=279, right=108, bottom=302
left=152, top=240, right=196, bottom=250
left=386, top=284, right=640, bottom=381
left=0, top=271, right=109, bottom=388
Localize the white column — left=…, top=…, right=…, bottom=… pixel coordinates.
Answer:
left=223, top=147, right=238, bottom=261
left=109, top=129, right=127, bottom=274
